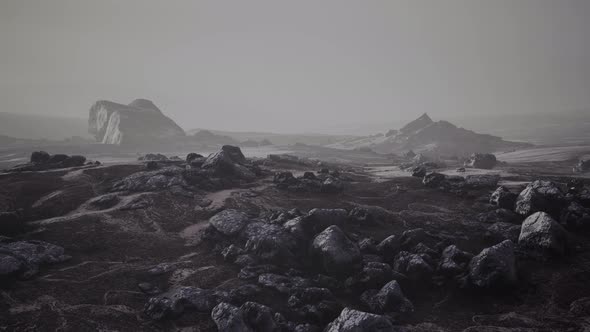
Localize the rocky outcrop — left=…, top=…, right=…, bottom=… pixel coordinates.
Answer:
left=490, top=187, right=518, bottom=210
left=515, top=180, right=564, bottom=218
left=0, top=239, right=70, bottom=279
left=468, top=240, right=517, bottom=288
left=311, top=226, right=361, bottom=275
left=467, top=153, right=497, bottom=169
left=518, top=212, right=568, bottom=256
left=88, top=99, right=185, bottom=145
left=330, top=113, right=529, bottom=157
left=324, top=308, right=394, bottom=332
left=4, top=151, right=87, bottom=172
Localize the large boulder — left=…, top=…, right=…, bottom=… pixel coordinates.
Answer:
left=88, top=99, right=185, bottom=145
left=518, top=212, right=568, bottom=256
left=211, top=302, right=253, bottom=332
left=209, top=209, right=250, bottom=236
left=468, top=240, right=517, bottom=289
left=241, top=222, right=300, bottom=263
left=30, top=151, right=50, bottom=164
left=438, top=245, right=473, bottom=276
left=360, top=280, right=413, bottom=314
left=0, top=239, right=70, bottom=279
left=311, top=226, right=361, bottom=275
left=515, top=180, right=564, bottom=218
left=324, top=308, right=394, bottom=332
left=467, top=153, right=497, bottom=169
left=202, top=146, right=253, bottom=179
left=144, top=286, right=228, bottom=320
left=110, top=166, right=186, bottom=192
left=490, top=187, right=518, bottom=210
left=393, top=251, right=434, bottom=281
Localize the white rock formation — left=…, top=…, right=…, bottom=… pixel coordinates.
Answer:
left=88, top=99, right=185, bottom=145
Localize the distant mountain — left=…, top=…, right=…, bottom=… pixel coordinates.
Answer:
left=89, top=99, right=186, bottom=145
left=186, top=128, right=355, bottom=147
left=330, top=113, right=530, bottom=157
left=0, top=112, right=89, bottom=140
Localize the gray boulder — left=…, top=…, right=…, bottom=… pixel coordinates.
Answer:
left=468, top=153, right=497, bottom=169
left=110, top=166, right=186, bottom=192
left=468, top=240, right=517, bottom=288
left=209, top=209, right=250, bottom=236
left=324, top=308, right=394, bottom=332
left=144, top=286, right=228, bottom=320
left=0, top=240, right=70, bottom=279
left=515, top=180, right=564, bottom=217
left=241, top=221, right=300, bottom=263
left=211, top=302, right=253, bottom=332
left=518, top=212, right=567, bottom=256
left=393, top=251, right=434, bottom=281
left=438, top=245, right=473, bottom=276
left=360, top=280, right=414, bottom=314
left=311, top=226, right=361, bottom=275
left=490, top=186, right=517, bottom=210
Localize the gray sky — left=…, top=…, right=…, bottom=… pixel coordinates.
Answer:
left=1, top=0, right=589, bottom=133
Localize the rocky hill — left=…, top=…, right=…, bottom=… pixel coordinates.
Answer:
left=331, top=113, right=530, bottom=157
left=88, top=99, right=185, bottom=145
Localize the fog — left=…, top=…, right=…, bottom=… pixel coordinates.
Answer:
left=1, top=0, right=589, bottom=134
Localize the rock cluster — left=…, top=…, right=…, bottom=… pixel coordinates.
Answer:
left=4, top=151, right=87, bottom=172
left=110, top=145, right=261, bottom=192
left=0, top=238, right=70, bottom=279
left=273, top=169, right=344, bottom=193
left=141, top=204, right=551, bottom=331
left=421, top=172, right=499, bottom=193
left=467, top=153, right=497, bottom=169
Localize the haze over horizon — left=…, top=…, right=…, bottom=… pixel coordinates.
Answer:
left=1, top=0, right=589, bottom=134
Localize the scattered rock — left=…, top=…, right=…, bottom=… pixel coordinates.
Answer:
left=324, top=307, right=394, bottom=332
left=438, top=245, right=473, bottom=276
left=515, top=180, right=564, bottom=218
left=490, top=187, right=518, bottom=210
left=468, top=240, right=517, bottom=288
left=0, top=239, right=70, bottom=279
left=138, top=153, right=168, bottom=162
left=393, top=251, right=434, bottom=281
left=311, top=226, right=361, bottom=275
left=468, top=153, right=497, bottom=169
left=360, top=280, right=413, bottom=314
left=518, top=212, right=568, bottom=256
left=209, top=209, right=250, bottom=236
left=144, top=286, right=227, bottom=320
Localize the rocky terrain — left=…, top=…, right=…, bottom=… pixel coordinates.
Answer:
left=330, top=114, right=530, bottom=157
left=1, top=145, right=590, bottom=332
left=88, top=99, right=186, bottom=145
